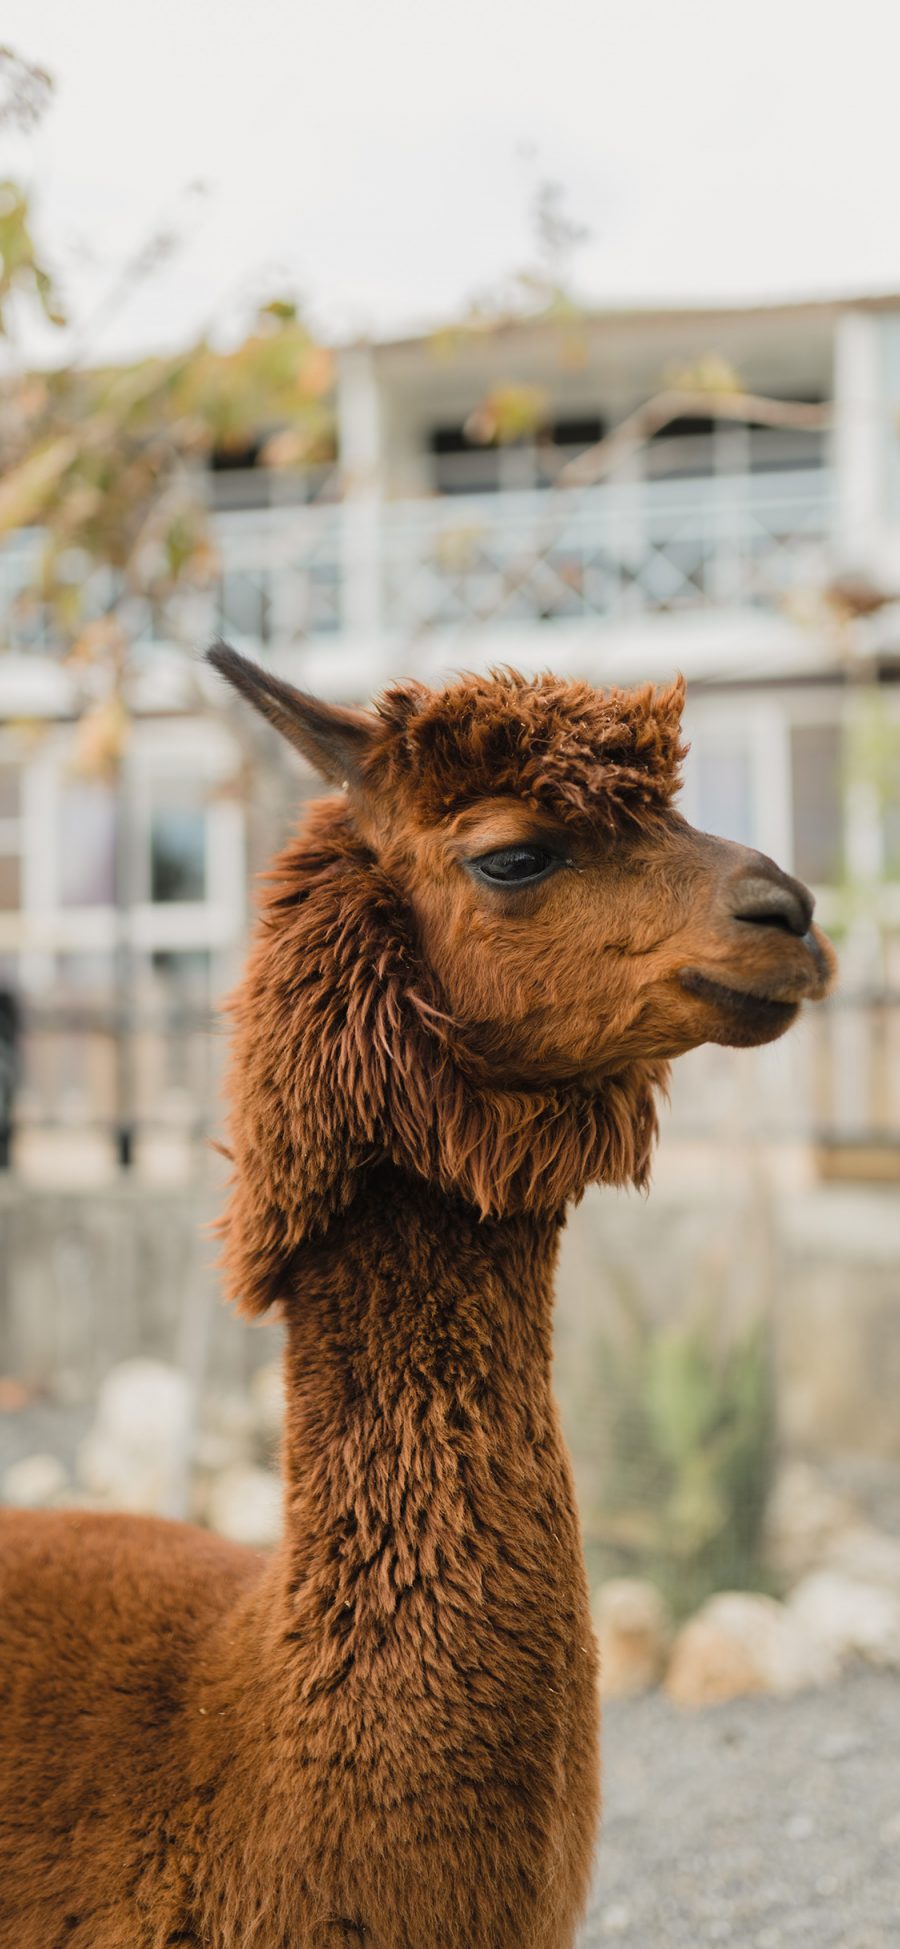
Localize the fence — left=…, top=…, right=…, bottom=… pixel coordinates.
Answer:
left=380, top=469, right=832, bottom=634
left=1, top=987, right=898, bottom=1173
left=0, top=465, right=834, bottom=657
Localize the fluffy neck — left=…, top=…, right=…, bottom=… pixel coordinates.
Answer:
left=263, top=1166, right=598, bottom=1866
left=204, top=1168, right=600, bottom=1944
left=276, top=1164, right=565, bottom=1603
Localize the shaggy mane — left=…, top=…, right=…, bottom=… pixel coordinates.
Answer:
left=365, top=668, right=687, bottom=833
left=219, top=799, right=669, bottom=1318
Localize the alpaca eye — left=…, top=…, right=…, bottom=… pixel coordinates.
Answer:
left=471, top=846, right=557, bottom=886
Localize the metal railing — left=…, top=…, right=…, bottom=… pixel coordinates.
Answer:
left=0, top=467, right=835, bottom=656
left=379, top=469, right=832, bottom=633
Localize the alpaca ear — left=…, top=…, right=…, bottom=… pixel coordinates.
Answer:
left=206, top=641, right=377, bottom=790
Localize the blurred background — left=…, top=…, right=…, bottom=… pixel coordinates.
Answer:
left=1, top=0, right=900, bottom=1843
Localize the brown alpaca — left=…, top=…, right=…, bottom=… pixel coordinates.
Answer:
left=0, top=651, right=835, bottom=1949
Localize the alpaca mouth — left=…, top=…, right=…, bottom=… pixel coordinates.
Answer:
left=678, top=970, right=800, bottom=1042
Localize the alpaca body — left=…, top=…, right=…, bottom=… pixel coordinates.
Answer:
left=0, top=1172, right=597, bottom=1948
left=0, top=657, right=834, bottom=1945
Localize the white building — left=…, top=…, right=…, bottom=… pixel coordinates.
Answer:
left=2, top=292, right=900, bottom=1166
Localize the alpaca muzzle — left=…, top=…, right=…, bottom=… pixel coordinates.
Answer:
left=673, top=852, right=836, bottom=1048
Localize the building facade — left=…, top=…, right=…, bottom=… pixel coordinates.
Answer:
left=2, top=294, right=900, bottom=1169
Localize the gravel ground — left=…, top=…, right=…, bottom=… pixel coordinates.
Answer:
left=578, top=1671, right=900, bottom=1949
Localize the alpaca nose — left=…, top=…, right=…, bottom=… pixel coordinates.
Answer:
left=731, top=870, right=814, bottom=939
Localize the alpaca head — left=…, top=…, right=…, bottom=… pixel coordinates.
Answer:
left=208, top=646, right=835, bottom=1310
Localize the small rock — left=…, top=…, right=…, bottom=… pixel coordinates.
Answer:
left=77, top=1359, right=192, bottom=1516
left=594, top=1578, right=671, bottom=1698
left=600, top=1903, right=632, bottom=1935
left=789, top=1570, right=900, bottom=1671
left=665, top=1592, right=835, bottom=1708
left=666, top=1610, right=767, bottom=1708
left=206, top=1465, right=282, bottom=1549
left=96, top=1358, right=192, bottom=1452
left=2, top=1451, right=68, bottom=1508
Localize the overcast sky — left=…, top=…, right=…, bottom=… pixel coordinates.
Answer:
left=5, top=0, right=900, bottom=362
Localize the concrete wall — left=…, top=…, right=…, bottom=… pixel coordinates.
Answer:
left=0, top=1175, right=280, bottom=1404
left=0, top=1164, right=897, bottom=1463
left=558, top=1164, right=900, bottom=1465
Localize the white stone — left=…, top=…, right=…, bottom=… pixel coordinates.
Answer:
left=788, top=1570, right=900, bottom=1671
left=206, top=1465, right=282, bottom=1549
left=665, top=1591, right=836, bottom=1708
left=2, top=1452, right=68, bottom=1508
left=600, top=1903, right=632, bottom=1936
left=593, top=1578, right=671, bottom=1698
left=95, top=1358, right=192, bottom=1453
left=77, top=1358, right=193, bottom=1516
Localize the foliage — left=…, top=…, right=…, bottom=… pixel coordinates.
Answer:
left=580, top=1284, right=776, bottom=1618
left=662, top=354, right=744, bottom=397
left=464, top=383, right=550, bottom=446
left=0, top=178, right=65, bottom=336
left=0, top=304, right=335, bottom=643
left=0, top=71, right=334, bottom=716
left=0, top=46, right=53, bottom=134
left=0, top=212, right=335, bottom=773
left=457, top=175, right=591, bottom=331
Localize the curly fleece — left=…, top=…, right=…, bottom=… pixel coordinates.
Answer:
left=0, top=664, right=687, bottom=1949
left=365, top=667, right=688, bottom=831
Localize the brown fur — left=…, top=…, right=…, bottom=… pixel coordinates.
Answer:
left=0, top=657, right=835, bottom=1948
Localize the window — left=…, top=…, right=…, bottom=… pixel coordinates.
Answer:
left=791, top=724, right=843, bottom=885
left=693, top=735, right=755, bottom=847
left=648, top=414, right=718, bottom=481
left=150, top=805, right=207, bottom=903
left=429, top=414, right=605, bottom=494
left=59, top=780, right=117, bottom=908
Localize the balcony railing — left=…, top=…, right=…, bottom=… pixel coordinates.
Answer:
left=0, top=467, right=833, bottom=656
left=379, top=469, right=832, bottom=635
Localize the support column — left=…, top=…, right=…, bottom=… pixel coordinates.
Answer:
left=336, top=344, right=384, bottom=651
left=832, top=308, right=885, bottom=573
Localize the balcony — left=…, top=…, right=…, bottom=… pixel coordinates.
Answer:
left=211, top=467, right=832, bottom=652
left=0, top=466, right=834, bottom=662
left=379, top=468, right=832, bottom=636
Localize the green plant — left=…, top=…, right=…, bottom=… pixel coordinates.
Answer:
left=577, top=1284, right=776, bottom=1618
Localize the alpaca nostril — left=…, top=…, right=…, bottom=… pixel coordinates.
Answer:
left=731, top=874, right=813, bottom=940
